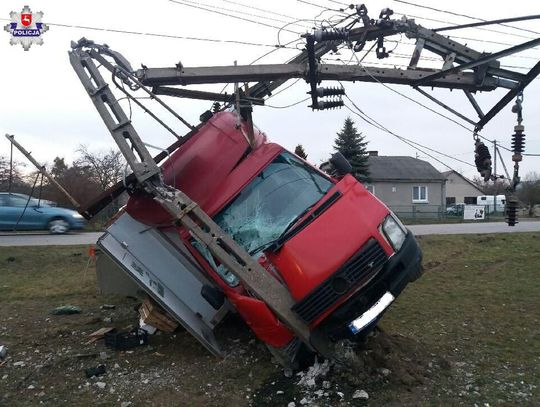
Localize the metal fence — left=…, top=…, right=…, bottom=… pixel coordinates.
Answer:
left=389, top=204, right=505, bottom=223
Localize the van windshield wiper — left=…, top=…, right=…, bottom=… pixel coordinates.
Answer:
left=268, top=191, right=342, bottom=253
left=248, top=191, right=342, bottom=256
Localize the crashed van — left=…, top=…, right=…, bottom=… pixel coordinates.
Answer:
left=96, top=110, right=423, bottom=364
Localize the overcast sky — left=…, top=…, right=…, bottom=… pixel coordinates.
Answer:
left=1, top=0, right=539, bottom=181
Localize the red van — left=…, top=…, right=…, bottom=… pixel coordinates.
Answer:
left=112, top=110, right=423, bottom=363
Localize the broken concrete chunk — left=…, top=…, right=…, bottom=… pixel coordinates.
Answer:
left=352, top=389, right=369, bottom=400
left=95, top=382, right=106, bottom=389
left=13, top=361, right=25, bottom=367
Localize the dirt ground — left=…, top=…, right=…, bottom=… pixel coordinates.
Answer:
left=1, top=233, right=539, bottom=406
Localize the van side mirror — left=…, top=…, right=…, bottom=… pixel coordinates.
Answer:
left=329, top=152, right=353, bottom=176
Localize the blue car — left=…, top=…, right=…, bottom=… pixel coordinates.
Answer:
left=0, top=192, right=86, bottom=234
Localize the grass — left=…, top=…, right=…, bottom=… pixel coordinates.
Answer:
left=380, top=232, right=540, bottom=404
left=1, top=234, right=540, bottom=405
left=0, top=246, right=96, bottom=302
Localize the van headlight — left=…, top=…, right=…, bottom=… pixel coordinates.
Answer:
left=72, top=213, right=83, bottom=219
left=382, top=214, right=407, bottom=251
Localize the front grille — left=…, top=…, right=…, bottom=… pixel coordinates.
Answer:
left=291, top=239, right=387, bottom=323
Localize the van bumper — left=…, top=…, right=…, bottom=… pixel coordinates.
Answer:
left=310, top=231, right=423, bottom=342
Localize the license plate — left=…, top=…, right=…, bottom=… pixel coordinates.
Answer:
left=348, top=292, right=395, bottom=334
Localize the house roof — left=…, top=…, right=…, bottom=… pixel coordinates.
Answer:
left=368, top=156, right=445, bottom=182
left=441, top=170, right=485, bottom=193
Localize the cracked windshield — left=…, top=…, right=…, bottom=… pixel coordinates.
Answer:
left=216, top=152, right=334, bottom=255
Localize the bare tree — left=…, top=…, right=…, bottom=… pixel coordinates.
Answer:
left=75, top=145, right=125, bottom=190
left=0, top=155, right=27, bottom=192
left=472, top=176, right=510, bottom=195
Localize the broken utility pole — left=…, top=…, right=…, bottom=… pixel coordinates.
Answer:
left=5, top=134, right=81, bottom=209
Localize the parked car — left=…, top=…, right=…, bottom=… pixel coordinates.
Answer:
left=446, top=203, right=465, bottom=216
left=0, top=193, right=85, bottom=233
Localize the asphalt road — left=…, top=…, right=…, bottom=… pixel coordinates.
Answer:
left=0, top=232, right=103, bottom=247
left=0, top=221, right=538, bottom=247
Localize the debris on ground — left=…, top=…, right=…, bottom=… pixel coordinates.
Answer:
left=50, top=305, right=82, bottom=315
left=95, top=381, right=106, bottom=390
left=352, top=389, right=369, bottom=399
left=104, top=329, right=148, bottom=351
left=100, top=304, right=116, bottom=310
left=0, top=345, right=6, bottom=359
left=297, top=359, right=331, bottom=388
left=138, top=298, right=178, bottom=333
left=85, top=364, right=106, bottom=378
left=86, top=327, right=115, bottom=344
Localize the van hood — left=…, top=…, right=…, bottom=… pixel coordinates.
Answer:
left=266, top=175, right=393, bottom=302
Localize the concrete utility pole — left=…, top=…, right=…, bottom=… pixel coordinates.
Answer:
left=5, top=134, right=80, bottom=209
left=493, top=140, right=498, bottom=214
left=8, top=142, right=13, bottom=193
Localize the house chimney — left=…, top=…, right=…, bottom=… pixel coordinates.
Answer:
left=368, top=151, right=378, bottom=156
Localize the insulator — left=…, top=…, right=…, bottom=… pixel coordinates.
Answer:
left=212, top=102, right=221, bottom=113
left=313, top=28, right=349, bottom=43
left=474, top=140, right=492, bottom=181
left=356, top=4, right=368, bottom=17
left=511, top=125, right=525, bottom=156
left=312, top=87, right=345, bottom=97
left=505, top=195, right=519, bottom=227
left=312, top=99, right=344, bottom=110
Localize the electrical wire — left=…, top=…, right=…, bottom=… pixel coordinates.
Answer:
left=345, top=102, right=462, bottom=170
left=266, top=97, right=311, bottom=108
left=392, top=0, right=540, bottom=36
left=168, top=0, right=302, bottom=35
left=296, top=0, right=346, bottom=14
left=0, top=17, right=298, bottom=50
left=352, top=53, right=475, bottom=133
left=175, top=0, right=313, bottom=30
left=220, top=0, right=305, bottom=22
left=341, top=91, right=475, bottom=168
left=393, top=11, right=536, bottom=40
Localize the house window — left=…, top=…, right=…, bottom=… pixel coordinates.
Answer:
left=464, top=196, right=476, bottom=204
left=365, top=184, right=375, bottom=195
left=446, top=197, right=456, bottom=205
left=412, top=186, right=428, bottom=203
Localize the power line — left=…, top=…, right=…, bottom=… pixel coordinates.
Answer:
left=296, top=0, right=345, bottom=14
left=0, top=17, right=297, bottom=50
left=169, top=0, right=302, bottom=35
left=176, top=0, right=313, bottom=30
left=220, top=0, right=304, bottom=22
left=266, top=97, right=310, bottom=108
left=392, top=0, right=540, bottom=36
left=324, top=0, right=350, bottom=8
left=344, top=103, right=461, bottom=171
left=342, top=93, right=475, bottom=168
left=394, top=11, right=536, bottom=40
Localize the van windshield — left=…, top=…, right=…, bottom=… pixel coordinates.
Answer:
left=215, top=152, right=334, bottom=256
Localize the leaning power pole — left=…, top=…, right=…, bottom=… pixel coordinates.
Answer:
left=5, top=134, right=81, bottom=209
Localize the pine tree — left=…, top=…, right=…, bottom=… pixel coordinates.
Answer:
left=294, top=144, right=308, bottom=160
left=333, top=117, right=370, bottom=181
